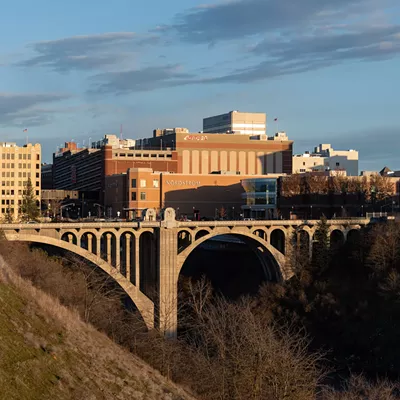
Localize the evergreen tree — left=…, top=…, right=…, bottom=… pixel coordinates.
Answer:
left=311, top=216, right=330, bottom=273
left=20, top=179, right=40, bottom=222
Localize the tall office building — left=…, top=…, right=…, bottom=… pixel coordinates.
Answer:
left=203, top=110, right=266, bottom=135
left=0, top=142, right=41, bottom=220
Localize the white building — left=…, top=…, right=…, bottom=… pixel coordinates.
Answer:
left=93, top=134, right=136, bottom=149
left=293, top=144, right=359, bottom=176
left=203, top=111, right=266, bottom=135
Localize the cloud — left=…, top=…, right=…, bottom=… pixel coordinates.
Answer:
left=90, top=64, right=195, bottom=94
left=17, top=32, right=159, bottom=72
left=0, top=93, right=70, bottom=127
left=171, top=0, right=370, bottom=44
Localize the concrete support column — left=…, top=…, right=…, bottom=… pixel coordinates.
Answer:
left=87, top=235, right=93, bottom=254
left=96, top=236, right=101, bottom=258
left=135, top=237, right=140, bottom=287
left=106, top=234, right=112, bottom=265
left=125, top=235, right=131, bottom=282
left=115, top=235, right=121, bottom=272
left=157, top=227, right=178, bottom=338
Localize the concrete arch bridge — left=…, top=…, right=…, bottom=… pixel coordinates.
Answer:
left=0, top=210, right=370, bottom=337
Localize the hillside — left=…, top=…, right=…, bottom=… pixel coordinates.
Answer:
left=0, top=256, right=195, bottom=400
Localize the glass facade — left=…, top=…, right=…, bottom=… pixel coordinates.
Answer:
left=241, top=178, right=278, bottom=219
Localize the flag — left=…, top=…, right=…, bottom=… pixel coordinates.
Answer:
left=23, top=128, right=28, bottom=132
left=274, top=118, right=278, bottom=122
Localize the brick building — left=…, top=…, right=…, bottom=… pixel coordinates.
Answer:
left=104, top=168, right=283, bottom=219
left=53, top=131, right=293, bottom=207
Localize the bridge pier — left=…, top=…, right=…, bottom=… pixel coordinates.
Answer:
left=157, top=227, right=178, bottom=338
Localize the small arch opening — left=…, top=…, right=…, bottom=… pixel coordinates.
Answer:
left=270, top=229, right=286, bottom=254
left=100, top=232, right=117, bottom=267
left=195, top=230, right=210, bottom=241
left=120, top=232, right=136, bottom=281
left=61, top=232, right=77, bottom=246
left=178, top=230, right=192, bottom=253
left=330, top=229, right=345, bottom=250
left=253, top=229, right=267, bottom=240
left=80, top=232, right=97, bottom=255
left=139, top=232, right=157, bottom=301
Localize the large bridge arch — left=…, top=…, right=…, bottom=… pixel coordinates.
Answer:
left=3, top=233, right=154, bottom=331
left=177, top=230, right=291, bottom=282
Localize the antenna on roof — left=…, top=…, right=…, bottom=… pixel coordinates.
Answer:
left=120, top=124, right=123, bottom=140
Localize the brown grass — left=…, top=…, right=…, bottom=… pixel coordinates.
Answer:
left=0, top=254, right=197, bottom=400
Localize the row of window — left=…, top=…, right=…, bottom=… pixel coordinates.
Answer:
left=1, top=181, right=40, bottom=187
left=301, top=162, right=341, bottom=167
left=1, top=199, right=19, bottom=205
left=0, top=153, right=40, bottom=160
left=131, top=192, right=146, bottom=201
left=1, top=208, right=15, bottom=213
left=116, top=153, right=172, bottom=158
left=1, top=189, right=40, bottom=196
left=1, top=163, right=40, bottom=169
left=1, top=172, right=40, bottom=178
left=131, top=179, right=159, bottom=188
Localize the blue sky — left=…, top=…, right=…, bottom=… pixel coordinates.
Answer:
left=1, top=0, right=399, bottom=170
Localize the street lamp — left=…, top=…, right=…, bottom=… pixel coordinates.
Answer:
left=310, top=205, right=313, bottom=220
left=232, top=206, right=235, bottom=220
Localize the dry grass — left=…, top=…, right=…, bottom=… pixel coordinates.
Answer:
left=0, top=254, right=196, bottom=400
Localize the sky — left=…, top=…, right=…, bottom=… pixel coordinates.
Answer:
left=1, top=0, right=399, bottom=170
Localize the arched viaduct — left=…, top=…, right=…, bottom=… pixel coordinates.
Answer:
left=0, top=210, right=370, bottom=337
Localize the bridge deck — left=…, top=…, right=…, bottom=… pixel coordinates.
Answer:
left=0, top=218, right=370, bottom=231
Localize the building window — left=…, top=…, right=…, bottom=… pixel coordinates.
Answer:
left=131, top=179, right=136, bottom=188
left=303, top=162, right=306, bottom=166
left=36, top=154, right=40, bottom=161
left=36, top=190, right=39, bottom=196
left=36, top=164, right=40, bottom=169
left=336, top=162, right=340, bottom=167
left=300, top=168, right=306, bottom=172
left=153, top=179, right=159, bottom=188
left=140, top=179, right=146, bottom=188
left=131, top=191, right=137, bottom=201
left=36, top=181, right=39, bottom=187
left=36, top=173, right=39, bottom=178
left=140, top=192, right=146, bottom=200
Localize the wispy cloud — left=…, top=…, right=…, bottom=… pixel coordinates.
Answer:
left=90, top=64, right=195, bottom=94
left=16, top=32, right=159, bottom=72
left=0, top=93, right=71, bottom=127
